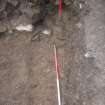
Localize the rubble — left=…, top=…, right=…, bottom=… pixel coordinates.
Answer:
left=0, top=0, right=81, bottom=33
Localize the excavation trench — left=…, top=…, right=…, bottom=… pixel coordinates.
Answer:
left=0, top=0, right=86, bottom=105
left=0, top=0, right=105, bottom=105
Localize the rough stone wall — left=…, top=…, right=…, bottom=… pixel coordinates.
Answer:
left=0, top=0, right=81, bottom=33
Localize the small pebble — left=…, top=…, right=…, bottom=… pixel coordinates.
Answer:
left=8, top=30, right=13, bottom=34
left=79, top=3, right=82, bottom=9
left=76, top=22, right=82, bottom=28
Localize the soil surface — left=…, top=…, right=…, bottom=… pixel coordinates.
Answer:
left=0, top=0, right=105, bottom=105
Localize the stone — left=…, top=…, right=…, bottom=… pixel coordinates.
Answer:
left=16, top=24, right=33, bottom=32
left=0, top=21, right=7, bottom=33
left=42, top=29, right=51, bottom=35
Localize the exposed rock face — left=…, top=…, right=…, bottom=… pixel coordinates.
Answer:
left=0, top=0, right=75, bottom=21
left=0, top=0, right=51, bottom=32
left=0, top=0, right=39, bottom=32
left=0, top=0, right=80, bottom=32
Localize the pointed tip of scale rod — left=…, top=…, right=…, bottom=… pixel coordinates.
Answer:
left=58, top=15, right=62, bottom=20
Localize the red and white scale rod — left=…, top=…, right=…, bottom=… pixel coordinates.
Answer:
left=54, top=44, right=61, bottom=105
left=59, top=0, right=62, bottom=17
